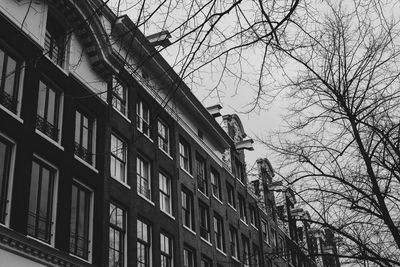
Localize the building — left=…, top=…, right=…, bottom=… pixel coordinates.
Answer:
left=0, top=0, right=340, bottom=266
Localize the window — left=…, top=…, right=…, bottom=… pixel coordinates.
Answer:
left=0, top=45, right=22, bottom=113
left=36, top=80, right=62, bottom=142
left=261, top=219, right=270, bottom=244
left=159, top=173, right=172, bottom=215
left=160, top=232, right=173, bottom=267
left=158, top=120, right=169, bottom=154
left=74, top=110, right=94, bottom=164
left=229, top=226, right=239, bottom=259
left=181, top=188, right=194, bottom=230
left=253, top=244, right=260, bottom=266
left=179, top=139, right=190, bottom=173
left=0, top=135, right=13, bottom=225
left=110, top=134, right=127, bottom=183
left=271, top=228, right=277, bottom=247
left=200, top=256, right=211, bottom=267
left=137, top=219, right=151, bottom=267
left=109, top=203, right=125, bottom=267
left=242, top=236, right=250, bottom=267
left=234, top=159, right=245, bottom=184
left=136, top=100, right=150, bottom=137
left=279, top=236, right=286, bottom=259
left=238, top=195, right=247, bottom=223
left=249, top=205, right=257, bottom=227
left=112, top=77, right=127, bottom=116
left=213, top=213, right=225, bottom=251
left=183, top=247, right=195, bottom=267
left=210, top=169, right=221, bottom=200
left=196, top=155, right=207, bottom=195
left=199, top=202, right=210, bottom=241
left=27, top=159, right=57, bottom=244
left=69, top=182, right=92, bottom=261
left=137, top=156, right=151, bottom=199
left=226, top=182, right=235, bottom=208
left=45, top=13, right=66, bottom=67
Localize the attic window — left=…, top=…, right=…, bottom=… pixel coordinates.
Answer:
left=44, top=13, right=66, bottom=67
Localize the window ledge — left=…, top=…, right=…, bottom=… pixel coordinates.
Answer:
left=112, top=107, right=131, bottom=123
left=200, top=237, right=212, bottom=247
left=110, top=176, right=131, bottom=189
left=69, top=253, right=92, bottom=264
left=216, top=248, right=227, bottom=257
left=180, top=167, right=193, bottom=178
left=212, top=195, right=224, bottom=205
left=250, top=223, right=258, bottom=230
left=183, top=225, right=196, bottom=236
left=161, top=209, right=175, bottom=220
left=74, top=155, right=98, bottom=174
left=237, top=179, right=246, bottom=187
left=44, top=55, right=69, bottom=76
left=197, top=189, right=209, bottom=200
left=0, top=105, right=23, bottom=124
left=35, top=129, right=64, bottom=151
left=231, top=256, right=241, bottom=263
left=26, top=235, right=54, bottom=248
left=159, top=148, right=173, bottom=160
left=137, top=128, right=153, bottom=143
left=227, top=203, right=237, bottom=211
left=138, top=192, right=155, bottom=206
left=240, top=219, right=248, bottom=226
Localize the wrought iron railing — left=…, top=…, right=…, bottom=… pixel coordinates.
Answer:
left=0, top=90, right=17, bottom=113
left=36, top=115, right=59, bottom=141
left=44, top=31, right=64, bottom=67
left=74, top=142, right=92, bottom=164
left=27, top=211, right=53, bottom=243
left=70, top=232, right=90, bottom=260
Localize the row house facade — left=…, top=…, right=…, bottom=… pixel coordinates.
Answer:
left=0, top=0, right=341, bottom=267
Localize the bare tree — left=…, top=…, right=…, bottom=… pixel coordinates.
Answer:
left=260, top=0, right=400, bottom=266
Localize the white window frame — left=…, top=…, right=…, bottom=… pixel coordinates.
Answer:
left=136, top=100, right=150, bottom=137
left=0, top=132, right=16, bottom=227
left=111, top=77, right=128, bottom=117
left=69, top=179, right=94, bottom=263
left=28, top=154, right=59, bottom=246
left=158, top=120, right=169, bottom=154
left=137, top=156, right=151, bottom=200
left=160, top=232, right=173, bottom=267
left=74, top=109, right=96, bottom=167
left=179, top=140, right=190, bottom=173
left=137, top=218, right=152, bottom=267
left=159, top=172, right=172, bottom=215
left=110, top=133, right=127, bottom=184
left=210, top=169, right=221, bottom=200
left=109, top=202, right=127, bottom=267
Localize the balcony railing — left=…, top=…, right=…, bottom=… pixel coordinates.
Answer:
left=44, top=31, right=64, bottom=67
left=36, top=115, right=59, bottom=141
left=27, top=211, right=53, bottom=243
left=0, top=91, right=18, bottom=113
left=74, top=142, right=92, bottom=164
left=70, top=233, right=90, bottom=260
left=200, top=226, right=209, bottom=240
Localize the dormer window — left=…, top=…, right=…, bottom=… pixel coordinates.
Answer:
left=44, top=13, right=66, bottom=67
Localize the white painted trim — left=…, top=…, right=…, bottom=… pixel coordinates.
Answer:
left=200, top=237, right=212, bottom=247
left=0, top=132, right=16, bottom=227
left=0, top=104, right=24, bottom=124
left=137, top=192, right=155, bottom=206
left=180, top=167, right=193, bottom=178
left=231, top=256, right=241, bottom=263
left=183, top=225, right=196, bottom=236
left=110, top=176, right=131, bottom=190
left=160, top=209, right=175, bottom=220
left=197, top=189, right=209, bottom=200
left=74, top=155, right=99, bottom=174
left=35, top=129, right=64, bottom=151
left=216, top=248, right=227, bottom=257
left=228, top=203, right=237, bottom=212
left=159, top=147, right=173, bottom=160
left=112, top=106, right=131, bottom=123
left=212, top=195, right=224, bottom=206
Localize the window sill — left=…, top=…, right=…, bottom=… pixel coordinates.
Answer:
left=110, top=176, right=131, bottom=189
left=227, top=203, right=237, bottom=211
left=159, top=147, right=173, bottom=160
left=74, top=155, right=98, bottom=173
left=69, top=253, right=92, bottom=264
left=183, top=225, right=196, bottom=236
left=35, top=129, right=64, bottom=151
left=200, top=237, right=212, bottom=247
left=250, top=223, right=258, bottom=230
left=197, top=189, right=209, bottom=200
left=112, top=107, right=131, bottom=123
left=237, top=179, right=246, bottom=187
left=0, top=105, right=23, bottom=124
left=212, top=195, right=224, bottom=205
left=240, top=219, right=248, bottom=226
left=44, top=55, right=69, bottom=76
left=138, top=192, right=155, bottom=206
left=137, top=128, right=153, bottom=143
left=231, top=256, right=241, bottom=263
left=161, top=209, right=175, bottom=220
left=180, top=167, right=193, bottom=178
left=26, top=235, right=54, bottom=248
left=216, top=248, right=227, bottom=257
